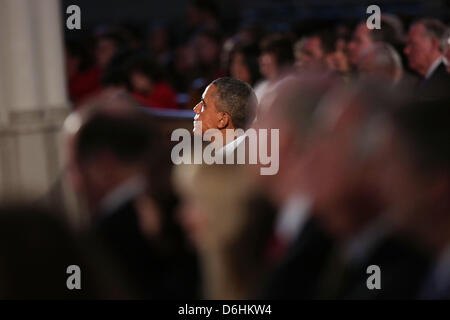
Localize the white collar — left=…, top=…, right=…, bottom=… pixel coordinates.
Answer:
left=342, top=217, right=391, bottom=266
left=425, top=56, right=443, bottom=79
left=276, top=194, right=312, bottom=244
left=99, top=175, right=146, bottom=216
left=221, top=133, right=247, bottom=155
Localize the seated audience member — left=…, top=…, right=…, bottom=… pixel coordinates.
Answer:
left=379, top=100, right=450, bottom=299
left=0, top=205, right=131, bottom=299
left=95, top=31, right=127, bottom=71
left=229, top=43, right=262, bottom=87
left=63, top=96, right=198, bottom=299
left=297, top=30, right=349, bottom=76
left=255, top=34, right=295, bottom=113
left=192, top=30, right=225, bottom=83
left=404, top=18, right=450, bottom=99
left=255, top=73, right=339, bottom=299
left=127, top=55, right=178, bottom=109
left=192, top=77, right=257, bottom=157
left=300, top=82, right=429, bottom=299
left=357, top=42, right=403, bottom=85
left=173, top=164, right=275, bottom=299
left=65, top=40, right=101, bottom=106
left=348, top=18, right=404, bottom=68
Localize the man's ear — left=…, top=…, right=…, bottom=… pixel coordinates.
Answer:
left=217, top=112, right=231, bottom=129
left=431, top=38, right=441, bottom=52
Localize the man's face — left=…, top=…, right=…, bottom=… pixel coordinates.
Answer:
left=377, top=132, right=435, bottom=232
left=404, top=24, right=436, bottom=76
left=259, top=53, right=278, bottom=80
left=96, top=38, right=118, bottom=69
left=300, top=37, right=325, bottom=66
left=348, top=23, right=373, bottom=66
left=193, top=84, right=220, bottom=135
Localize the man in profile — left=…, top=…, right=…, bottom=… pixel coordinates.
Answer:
left=404, top=18, right=450, bottom=99
left=193, top=77, right=257, bottom=156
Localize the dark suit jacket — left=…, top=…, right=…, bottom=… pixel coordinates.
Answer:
left=260, top=217, right=335, bottom=299
left=417, top=62, right=450, bottom=101
left=329, top=235, right=431, bottom=300
left=93, top=200, right=199, bottom=299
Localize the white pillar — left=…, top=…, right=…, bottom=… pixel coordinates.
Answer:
left=0, top=0, right=71, bottom=208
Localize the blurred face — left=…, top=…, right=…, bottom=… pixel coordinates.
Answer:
left=303, top=102, right=379, bottom=237
left=175, top=45, right=197, bottom=72
left=231, top=52, right=251, bottom=84
left=377, top=131, right=439, bottom=232
left=193, top=84, right=220, bottom=135
left=348, top=23, right=373, bottom=66
left=196, top=35, right=220, bottom=64
left=259, top=53, right=278, bottom=80
left=95, top=38, right=118, bottom=69
left=130, top=72, right=153, bottom=95
left=404, top=24, right=438, bottom=76
left=300, top=36, right=325, bottom=66
left=149, top=28, right=168, bottom=53
left=326, top=50, right=350, bottom=73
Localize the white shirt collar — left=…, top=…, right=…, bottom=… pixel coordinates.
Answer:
left=276, top=194, right=312, bottom=244
left=425, top=56, right=443, bottom=79
left=342, top=217, right=392, bottom=266
left=221, top=132, right=247, bottom=156
left=99, top=175, right=146, bottom=216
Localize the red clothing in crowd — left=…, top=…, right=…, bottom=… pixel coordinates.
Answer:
left=68, top=67, right=101, bottom=106
left=133, top=82, right=179, bottom=109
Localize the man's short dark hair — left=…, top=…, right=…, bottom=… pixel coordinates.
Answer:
left=369, top=19, right=404, bottom=47
left=260, top=35, right=295, bottom=68
left=76, top=110, right=156, bottom=164
left=211, top=77, right=257, bottom=129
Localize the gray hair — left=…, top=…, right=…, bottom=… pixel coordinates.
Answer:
left=211, top=77, right=257, bottom=129
left=412, top=18, right=447, bottom=51
left=359, top=42, right=403, bottom=83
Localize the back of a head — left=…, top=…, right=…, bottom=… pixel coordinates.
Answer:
left=211, top=77, right=257, bottom=129
left=269, top=72, right=339, bottom=146
left=75, top=108, right=155, bottom=166
left=370, top=16, right=405, bottom=47
left=359, top=42, right=403, bottom=83
left=260, top=34, right=295, bottom=68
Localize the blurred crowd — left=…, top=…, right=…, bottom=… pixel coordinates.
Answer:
left=0, top=0, right=449, bottom=299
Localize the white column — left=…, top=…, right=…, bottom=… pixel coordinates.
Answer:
left=0, top=0, right=71, bottom=208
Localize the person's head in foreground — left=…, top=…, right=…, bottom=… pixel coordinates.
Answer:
left=378, top=99, right=450, bottom=251
left=301, top=80, right=397, bottom=239
left=63, top=94, right=154, bottom=216
left=357, top=42, right=403, bottom=85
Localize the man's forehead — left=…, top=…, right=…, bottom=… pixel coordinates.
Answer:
left=410, top=24, right=426, bottom=37
left=202, top=84, right=215, bottom=99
